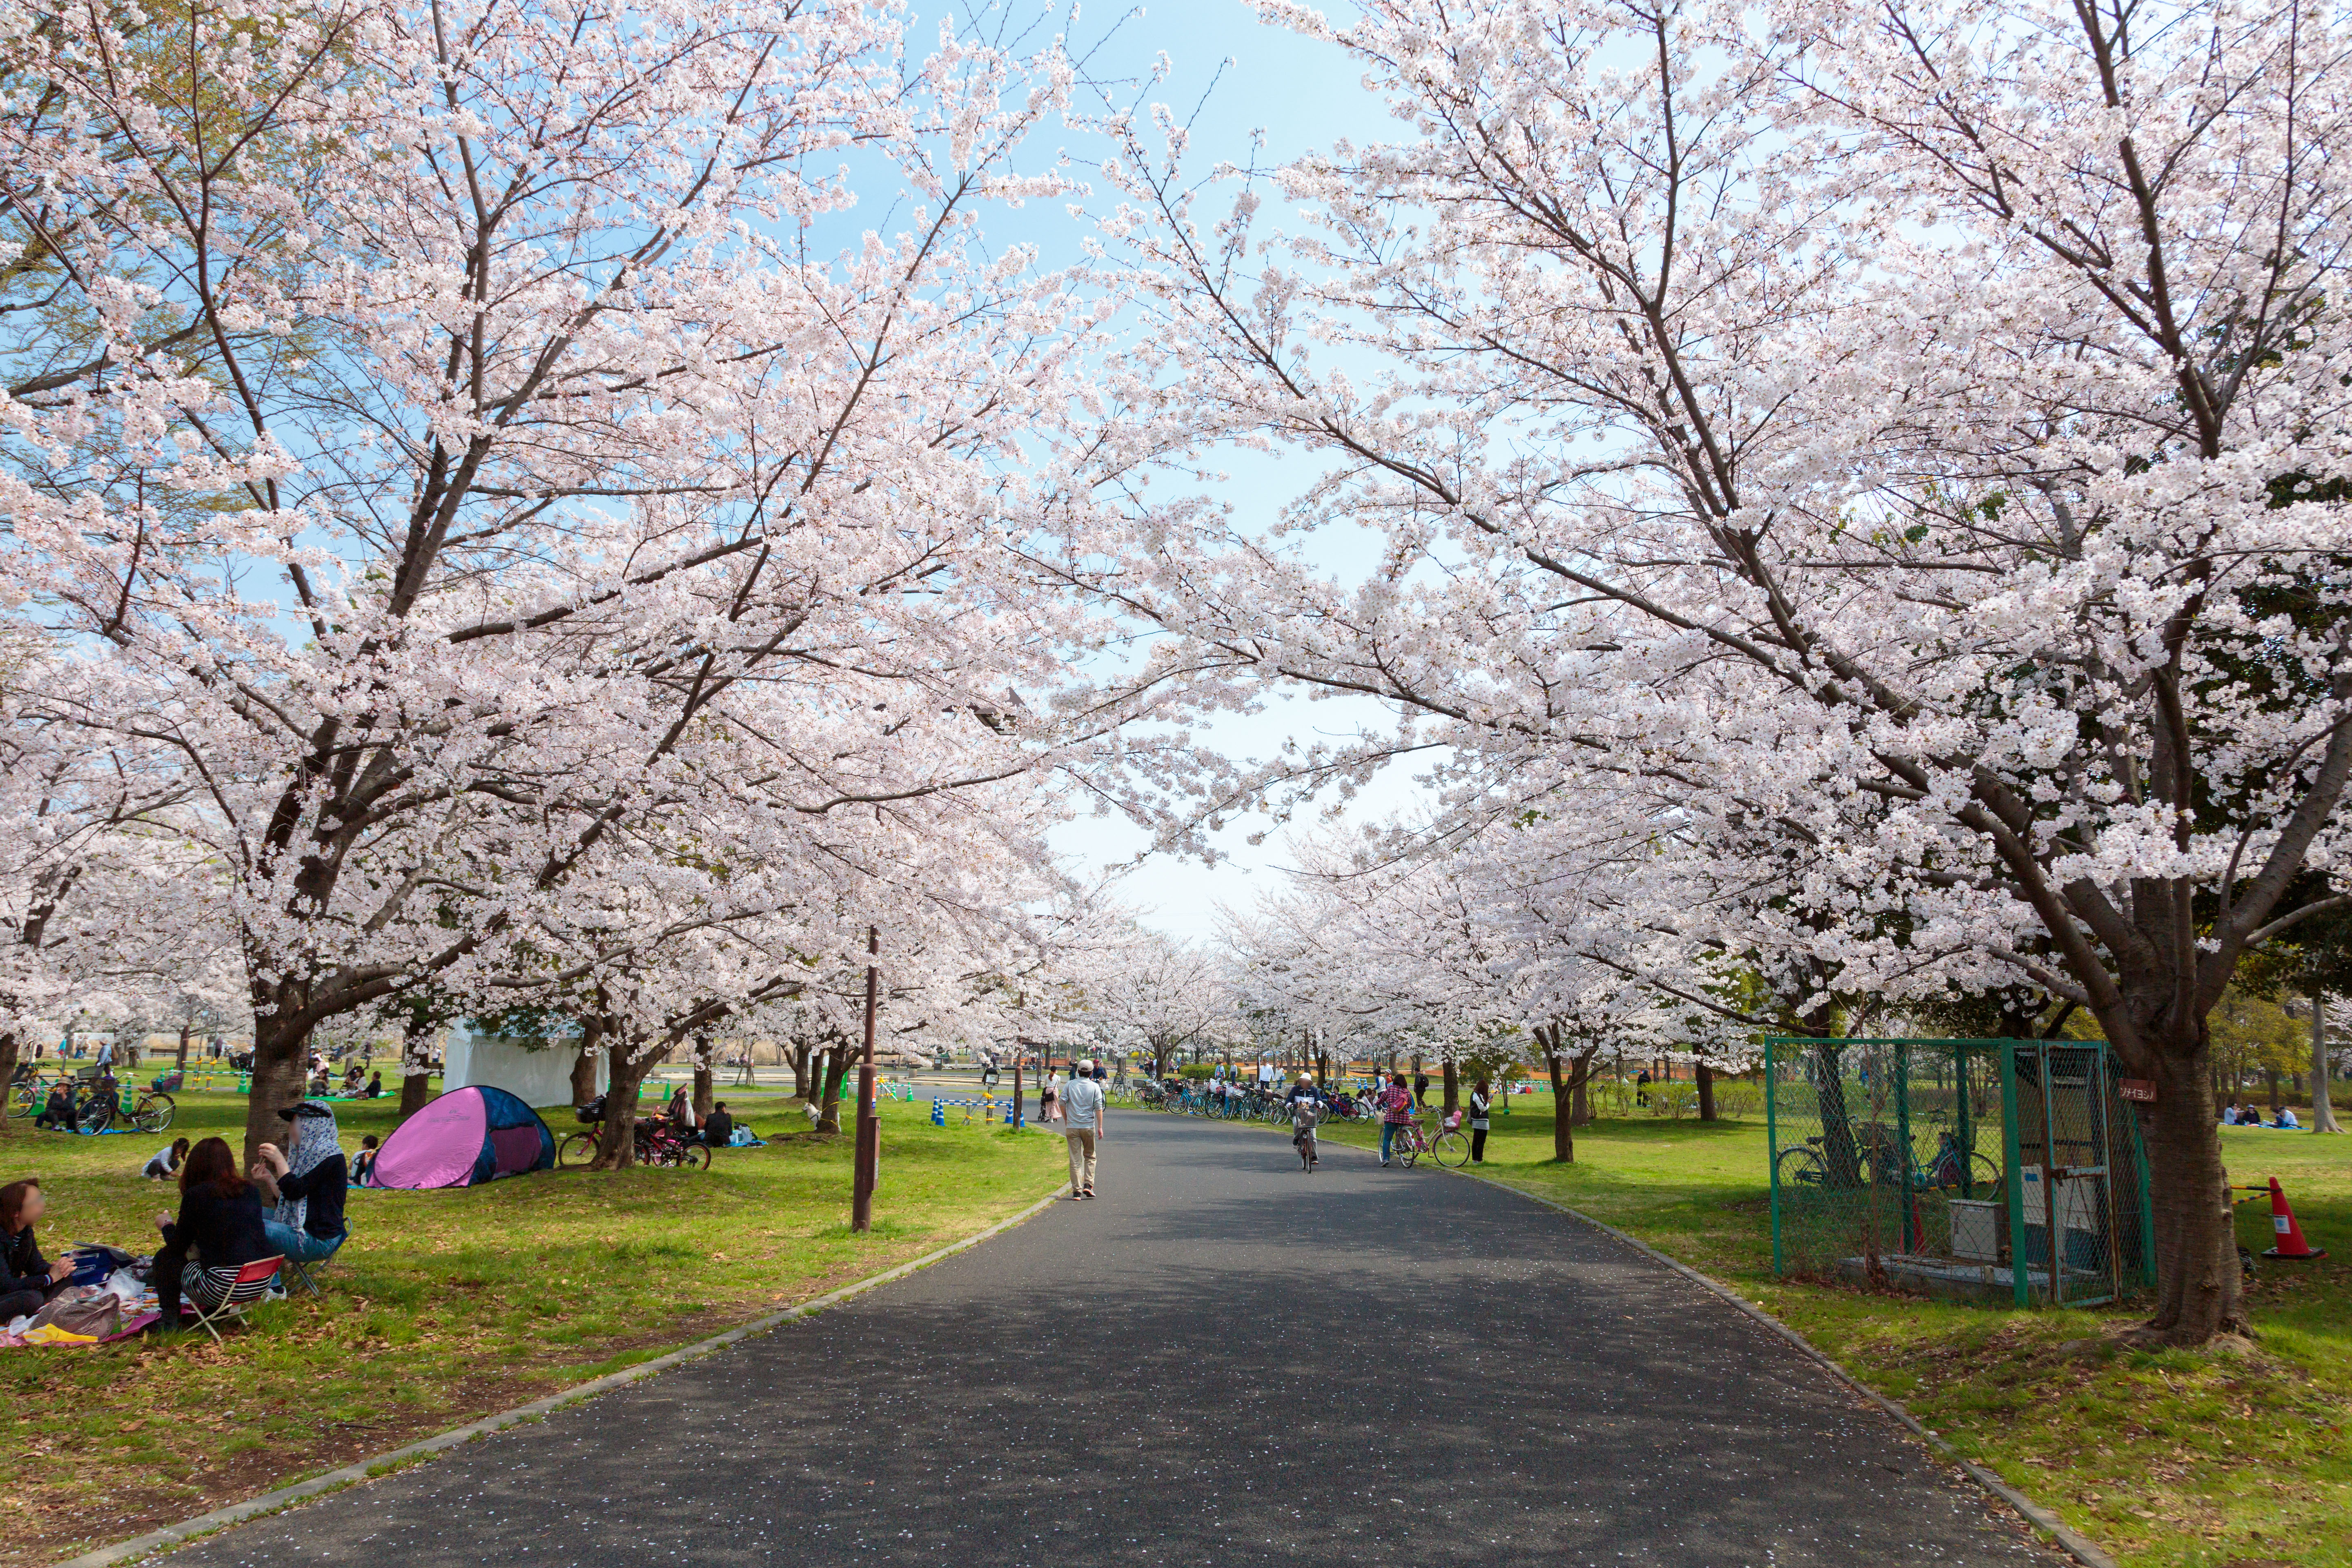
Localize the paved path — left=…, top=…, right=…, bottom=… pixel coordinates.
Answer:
left=172, top=1113, right=2056, bottom=1567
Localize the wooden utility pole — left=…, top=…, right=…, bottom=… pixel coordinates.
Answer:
left=852, top=927, right=880, bottom=1232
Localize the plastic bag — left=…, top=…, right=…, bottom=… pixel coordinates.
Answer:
left=28, top=1285, right=121, bottom=1340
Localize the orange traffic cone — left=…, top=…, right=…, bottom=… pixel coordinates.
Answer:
left=2262, top=1177, right=2328, bottom=1260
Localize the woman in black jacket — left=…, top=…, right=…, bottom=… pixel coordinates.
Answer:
left=149, top=1137, right=274, bottom=1328
left=0, top=1179, right=72, bottom=1320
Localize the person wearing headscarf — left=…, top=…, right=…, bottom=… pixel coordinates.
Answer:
left=250, top=1099, right=350, bottom=1263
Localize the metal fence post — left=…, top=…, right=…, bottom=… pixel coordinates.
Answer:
left=1767, top=1038, right=1782, bottom=1277
left=1895, top=1039, right=1914, bottom=1254
left=2000, top=1042, right=2030, bottom=1309
left=1954, top=1043, right=1973, bottom=1198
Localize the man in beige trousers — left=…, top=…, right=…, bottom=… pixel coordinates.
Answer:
left=1061, top=1058, right=1105, bottom=1199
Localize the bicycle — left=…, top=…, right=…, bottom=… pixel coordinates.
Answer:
left=1427, top=1111, right=1470, bottom=1169
left=561, top=1099, right=711, bottom=1169
left=8, top=1066, right=54, bottom=1119
left=54, top=1080, right=175, bottom=1135
left=1386, top=1118, right=1431, bottom=1168
left=1773, top=1122, right=1998, bottom=1196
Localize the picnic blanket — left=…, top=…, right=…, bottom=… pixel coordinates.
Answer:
left=1, top=1264, right=160, bottom=1348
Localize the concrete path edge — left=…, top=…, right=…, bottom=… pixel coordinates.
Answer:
left=48, top=1183, right=1071, bottom=1568
left=1444, top=1166, right=2120, bottom=1568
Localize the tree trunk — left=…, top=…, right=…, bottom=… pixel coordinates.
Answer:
left=2141, top=1048, right=2245, bottom=1343
left=1570, top=1072, right=1592, bottom=1126
left=2266, top=1068, right=2281, bottom=1111
left=0, top=1031, right=18, bottom=1139
left=570, top=1031, right=601, bottom=1106
left=176, top=1024, right=192, bottom=1074
left=1441, top=1058, right=1459, bottom=1116
left=2313, top=991, right=2342, bottom=1134
left=691, top=1033, right=715, bottom=1120
left=791, top=1040, right=813, bottom=1100
left=1695, top=1062, right=1716, bottom=1123
left=397, top=1022, right=436, bottom=1123
left=814, top=1046, right=850, bottom=1134
left=1547, top=1051, right=1575, bottom=1163
left=244, top=1005, right=312, bottom=1168
left=592, top=1032, right=656, bottom=1169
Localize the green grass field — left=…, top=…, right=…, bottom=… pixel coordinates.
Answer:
left=0, top=1090, right=1064, bottom=1568
left=1289, top=1088, right=2352, bottom=1568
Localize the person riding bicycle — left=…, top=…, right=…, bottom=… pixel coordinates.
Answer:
left=1378, top=1072, right=1416, bottom=1167
left=1290, top=1085, right=1323, bottom=1172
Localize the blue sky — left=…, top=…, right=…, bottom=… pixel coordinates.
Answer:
left=991, top=2, right=1436, bottom=942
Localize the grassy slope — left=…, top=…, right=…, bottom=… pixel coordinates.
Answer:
left=0, top=1091, right=1063, bottom=1568
left=1291, top=1091, right=2352, bottom=1568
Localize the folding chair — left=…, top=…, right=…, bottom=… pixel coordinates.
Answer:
left=183, top=1255, right=284, bottom=1341
left=282, top=1243, right=343, bottom=1298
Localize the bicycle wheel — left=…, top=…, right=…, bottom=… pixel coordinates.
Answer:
left=7, top=1081, right=35, bottom=1118
left=1967, top=1153, right=2002, bottom=1195
left=1429, top=1130, right=1468, bottom=1169
left=1773, top=1146, right=1826, bottom=1187
left=672, top=1140, right=711, bottom=1170
left=558, top=1130, right=600, bottom=1168
left=132, top=1091, right=174, bottom=1134
left=1396, top=1136, right=1420, bottom=1169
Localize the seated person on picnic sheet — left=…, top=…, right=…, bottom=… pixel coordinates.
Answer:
left=33, top=1080, right=76, bottom=1131
left=0, top=1178, right=74, bottom=1321
left=2274, top=1106, right=2302, bottom=1129
left=143, top=1137, right=192, bottom=1179
left=702, top=1102, right=734, bottom=1147
left=350, top=1134, right=381, bottom=1185
left=248, top=1100, right=349, bottom=1264
left=363, top=1070, right=383, bottom=1098
left=149, top=1136, right=275, bottom=1328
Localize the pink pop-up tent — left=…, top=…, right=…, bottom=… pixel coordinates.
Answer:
left=366, top=1085, right=555, bottom=1189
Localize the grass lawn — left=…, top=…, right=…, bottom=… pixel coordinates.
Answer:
left=0, top=1090, right=1064, bottom=1568
left=1293, top=1089, right=2352, bottom=1568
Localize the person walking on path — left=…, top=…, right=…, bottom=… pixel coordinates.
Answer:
left=1468, top=1079, right=1494, bottom=1164
left=1412, top=1068, right=1430, bottom=1108
left=1635, top=1069, right=1651, bottom=1108
left=1379, top=1072, right=1416, bottom=1167
left=1061, top=1058, right=1105, bottom=1199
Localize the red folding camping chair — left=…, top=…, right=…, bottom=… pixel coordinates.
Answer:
left=182, top=1255, right=283, bottom=1341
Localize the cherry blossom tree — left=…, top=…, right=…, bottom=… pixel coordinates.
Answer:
left=0, top=0, right=1191, bottom=1164
left=1092, top=0, right=2350, bottom=1342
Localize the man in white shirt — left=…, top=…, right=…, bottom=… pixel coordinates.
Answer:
left=1060, top=1059, right=1106, bottom=1199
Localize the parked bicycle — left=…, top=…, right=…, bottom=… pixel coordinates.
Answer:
left=559, top=1098, right=711, bottom=1170
left=1773, top=1119, right=1998, bottom=1195
left=79, top=1082, right=176, bottom=1135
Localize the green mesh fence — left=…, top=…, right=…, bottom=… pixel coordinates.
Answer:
left=1766, top=1038, right=2154, bottom=1307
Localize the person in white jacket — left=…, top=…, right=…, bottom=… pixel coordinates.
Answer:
left=1060, top=1060, right=1106, bottom=1199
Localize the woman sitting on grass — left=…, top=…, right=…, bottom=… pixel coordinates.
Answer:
left=142, top=1137, right=191, bottom=1179
left=149, top=1137, right=274, bottom=1331
left=0, top=1178, right=73, bottom=1321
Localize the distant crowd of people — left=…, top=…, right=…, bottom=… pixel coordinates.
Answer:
left=2223, top=1102, right=2302, bottom=1129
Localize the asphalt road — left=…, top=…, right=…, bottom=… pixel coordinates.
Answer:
left=169, top=1111, right=2057, bottom=1567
